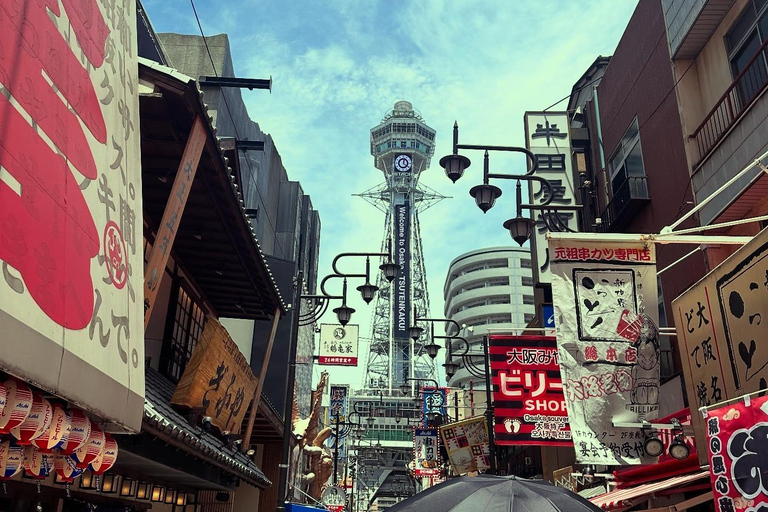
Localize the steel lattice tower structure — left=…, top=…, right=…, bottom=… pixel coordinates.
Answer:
left=357, top=101, right=446, bottom=392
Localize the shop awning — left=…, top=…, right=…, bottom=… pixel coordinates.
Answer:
left=590, top=471, right=709, bottom=511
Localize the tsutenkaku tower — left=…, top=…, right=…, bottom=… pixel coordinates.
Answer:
left=357, top=101, right=445, bottom=392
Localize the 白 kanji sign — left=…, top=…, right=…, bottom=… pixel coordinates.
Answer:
left=490, top=335, right=571, bottom=446
left=673, top=226, right=768, bottom=464
left=704, top=394, right=768, bottom=512
left=550, top=238, right=660, bottom=465
left=319, top=324, right=359, bottom=366
left=0, top=0, right=143, bottom=432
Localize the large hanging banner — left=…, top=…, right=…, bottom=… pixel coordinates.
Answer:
left=489, top=334, right=572, bottom=446
left=422, top=387, right=447, bottom=426
left=0, top=0, right=143, bottom=432
left=673, top=226, right=768, bottom=463
left=550, top=238, right=659, bottom=465
left=412, top=427, right=440, bottom=476
left=439, top=417, right=490, bottom=475
left=704, top=394, right=768, bottom=512
left=327, top=385, right=349, bottom=460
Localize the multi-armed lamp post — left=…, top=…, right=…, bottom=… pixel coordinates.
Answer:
left=439, top=121, right=580, bottom=244
left=276, top=248, right=399, bottom=512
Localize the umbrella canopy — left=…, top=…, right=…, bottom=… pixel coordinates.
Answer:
left=387, top=474, right=603, bottom=512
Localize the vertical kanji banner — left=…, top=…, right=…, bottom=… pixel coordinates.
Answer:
left=490, top=335, right=572, bottom=446
left=422, top=387, right=447, bottom=426
left=550, top=239, right=659, bottom=465
left=413, top=427, right=440, bottom=476
left=0, top=0, right=143, bottom=432
left=704, top=394, right=768, bottom=512
left=328, top=385, right=349, bottom=460
left=673, top=226, right=768, bottom=464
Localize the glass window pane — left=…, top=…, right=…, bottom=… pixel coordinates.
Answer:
left=732, top=30, right=762, bottom=75
left=728, top=4, right=758, bottom=52
left=624, top=142, right=645, bottom=177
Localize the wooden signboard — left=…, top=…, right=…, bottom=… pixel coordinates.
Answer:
left=171, top=317, right=258, bottom=434
left=672, top=226, right=768, bottom=463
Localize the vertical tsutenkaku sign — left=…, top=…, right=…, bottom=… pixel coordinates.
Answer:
left=524, top=112, right=578, bottom=285
left=0, top=0, right=143, bottom=432
left=673, top=227, right=768, bottom=463
left=550, top=239, right=659, bottom=465
left=489, top=335, right=572, bottom=446
left=318, top=324, right=359, bottom=366
left=328, top=385, right=349, bottom=460
left=704, top=394, right=768, bottom=512
left=394, top=203, right=411, bottom=339
left=413, top=427, right=440, bottom=476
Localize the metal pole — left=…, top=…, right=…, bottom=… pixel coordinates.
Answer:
left=334, top=413, right=340, bottom=485
left=483, top=335, right=497, bottom=474
left=275, top=270, right=303, bottom=512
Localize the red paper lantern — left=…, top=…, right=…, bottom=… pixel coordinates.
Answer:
left=89, top=433, right=118, bottom=475
left=72, top=423, right=104, bottom=469
left=53, top=452, right=83, bottom=483
left=0, top=379, right=33, bottom=434
left=11, top=393, right=52, bottom=445
left=60, top=408, right=91, bottom=455
left=32, top=405, right=71, bottom=452
left=0, top=440, right=23, bottom=480
left=23, top=446, right=51, bottom=479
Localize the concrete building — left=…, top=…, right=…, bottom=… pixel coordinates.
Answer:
left=442, top=247, right=536, bottom=389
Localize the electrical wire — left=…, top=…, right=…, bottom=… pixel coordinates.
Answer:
left=189, top=0, right=287, bottom=257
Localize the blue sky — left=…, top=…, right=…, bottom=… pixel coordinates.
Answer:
left=143, top=0, right=640, bottom=387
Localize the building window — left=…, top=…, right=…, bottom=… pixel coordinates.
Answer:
left=160, top=283, right=206, bottom=383
left=726, top=1, right=768, bottom=103
left=486, top=260, right=508, bottom=269
left=524, top=313, right=536, bottom=324
left=521, top=276, right=534, bottom=287
left=521, top=259, right=532, bottom=268
left=608, top=118, right=645, bottom=199
left=523, top=295, right=535, bottom=305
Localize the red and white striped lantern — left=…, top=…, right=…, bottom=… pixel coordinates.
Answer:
left=0, top=379, right=33, bottom=434
left=59, top=408, right=91, bottom=455
left=53, top=452, right=83, bottom=482
left=0, top=440, right=23, bottom=480
left=72, top=423, right=105, bottom=469
left=32, top=405, right=71, bottom=452
left=23, top=446, right=51, bottom=479
left=11, top=393, right=52, bottom=444
left=89, top=433, right=118, bottom=475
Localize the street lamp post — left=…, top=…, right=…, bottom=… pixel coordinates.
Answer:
left=275, top=249, right=399, bottom=512
left=439, top=122, right=580, bottom=245
left=409, top=313, right=498, bottom=474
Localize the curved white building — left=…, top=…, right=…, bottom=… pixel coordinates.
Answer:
left=443, top=247, right=535, bottom=390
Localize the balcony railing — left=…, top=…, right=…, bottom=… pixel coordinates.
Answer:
left=691, top=37, right=768, bottom=165
left=599, top=176, right=650, bottom=231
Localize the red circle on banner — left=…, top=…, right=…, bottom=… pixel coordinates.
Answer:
left=103, top=221, right=127, bottom=289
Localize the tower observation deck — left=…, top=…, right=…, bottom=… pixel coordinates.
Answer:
left=357, top=101, right=446, bottom=392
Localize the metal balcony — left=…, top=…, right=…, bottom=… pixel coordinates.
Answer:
left=691, top=37, right=768, bottom=166
left=599, top=176, right=650, bottom=231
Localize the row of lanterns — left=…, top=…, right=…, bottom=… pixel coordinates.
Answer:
left=0, top=379, right=117, bottom=481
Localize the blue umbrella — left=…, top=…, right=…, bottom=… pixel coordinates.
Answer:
left=387, top=474, right=602, bottom=512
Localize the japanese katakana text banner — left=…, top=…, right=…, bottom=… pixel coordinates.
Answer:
left=413, top=427, right=440, bottom=476
left=489, top=335, right=572, bottom=446
left=550, top=238, right=660, bottom=465
left=704, top=393, right=768, bottom=512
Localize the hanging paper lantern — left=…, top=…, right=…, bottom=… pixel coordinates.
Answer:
left=11, top=393, right=52, bottom=445
left=0, top=440, right=23, bottom=480
left=0, top=382, right=7, bottom=417
left=53, top=452, right=83, bottom=483
left=0, top=379, right=33, bottom=434
left=72, top=423, right=105, bottom=469
left=32, top=405, right=71, bottom=452
left=90, top=433, right=118, bottom=475
left=23, top=446, right=51, bottom=479
left=60, top=408, right=91, bottom=455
